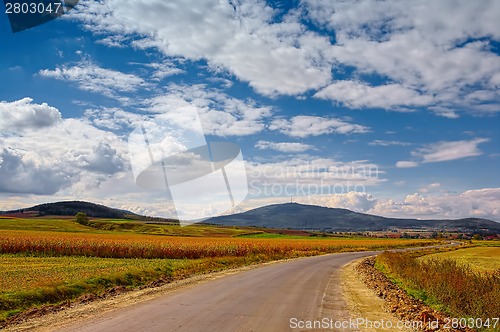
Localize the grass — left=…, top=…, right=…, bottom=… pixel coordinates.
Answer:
left=0, top=216, right=259, bottom=237
left=237, top=232, right=320, bottom=239
left=0, top=229, right=435, bottom=259
left=0, top=254, right=268, bottom=322
left=0, top=216, right=438, bottom=325
left=419, top=247, right=500, bottom=273
left=0, top=254, right=174, bottom=292
left=0, top=216, right=93, bottom=233
left=376, top=250, right=500, bottom=331
left=471, top=240, right=500, bottom=247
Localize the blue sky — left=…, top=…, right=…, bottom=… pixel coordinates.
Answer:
left=0, top=0, right=499, bottom=221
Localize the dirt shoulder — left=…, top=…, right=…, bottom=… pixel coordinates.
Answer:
left=2, top=260, right=292, bottom=332
left=342, top=257, right=413, bottom=332
left=347, top=257, right=475, bottom=332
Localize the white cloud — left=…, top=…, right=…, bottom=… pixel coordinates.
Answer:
left=255, top=140, right=314, bottom=153
left=428, top=107, right=460, bottom=119
left=414, top=138, right=489, bottom=163
left=302, top=191, right=377, bottom=212
left=247, top=157, right=383, bottom=198
left=39, top=61, right=148, bottom=100
left=368, top=188, right=500, bottom=221
left=131, top=61, right=184, bottom=80
left=303, top=0, right=500, bottom=115
left=269, top=115, right=369, bottom=138
left=77, top=142, right=125, bottom=174
left=418, top=182, right=441, bottom=193
left=396, top=138, right=489, bottom=167
left=66, top=0, right=500, bottom=112
left=0, top=148, right=73, bottom=195
left=148, top=84, right=272, bottom=136
left=69, top=0, right=334, bottom=96
left=0, top=99, right=130, bottom=196
left=314, top=80, right=433, bottom=109
left=395, top=161, right=419, bottom=168
left=0, top=98, right=62, bottom=131
left=369, top=140, right=411, bottom=147
left=237, top=188, right=500, bottom=222
left=84, top=107, right=147, bottom=132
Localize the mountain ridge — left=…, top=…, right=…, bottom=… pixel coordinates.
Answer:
left=208, top=202, right=500, bottom=233
left=1, top=201, right=176, bottom=223
left=2, top=201, right=498, bottom=233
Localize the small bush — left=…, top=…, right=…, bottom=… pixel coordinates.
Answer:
left=75, top=212, right=89, bottom=226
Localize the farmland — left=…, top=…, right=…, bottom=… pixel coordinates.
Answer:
left=419, top=245, right=500, bottom=273
left=0, top=216, right=436, bottom=325
left=376, top=244, right=500, bottom=331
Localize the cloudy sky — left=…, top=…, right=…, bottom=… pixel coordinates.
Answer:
left=0, top=0, right=499, bottom=221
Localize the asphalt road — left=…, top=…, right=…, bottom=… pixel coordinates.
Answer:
left=56, top=251, right=379, bottom=332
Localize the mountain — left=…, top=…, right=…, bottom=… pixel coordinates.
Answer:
left=208, top=203, right=500, bottom=233
left=1, top=201, right=176, bottom=222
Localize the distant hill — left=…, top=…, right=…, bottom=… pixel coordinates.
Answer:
left=208, top=203, right=500, bottom=233
left=2, top=201, right=177, bottom=223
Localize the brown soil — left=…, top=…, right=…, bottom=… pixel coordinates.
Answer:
left=355, top=257, right=475, bottom=332
left=342, top=258, right=413, bottom=331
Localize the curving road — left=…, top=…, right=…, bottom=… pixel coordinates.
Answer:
left=56, top=251, right=380, bottom=332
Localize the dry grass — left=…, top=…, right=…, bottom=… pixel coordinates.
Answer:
left=0, top=230, right=433, bottom=259
left=419, top=247, right=500, bottom=273
left=377, top=251, right=500, bottom=329
left=0, top=220, right=435, bottom=325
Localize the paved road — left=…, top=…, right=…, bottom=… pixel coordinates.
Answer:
left=57, top=251, right=379, bottom=332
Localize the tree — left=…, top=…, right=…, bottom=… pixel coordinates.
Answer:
left=75, top=212, right=89, bottom=225
left=472, top=233, right=483, bottom=241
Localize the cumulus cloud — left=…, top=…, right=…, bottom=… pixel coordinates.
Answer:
left=255, top=140, right=315, bottom=153
left=302, top=191, right=377, bottom=212
left=39, top=61, right=148, bottom=101
left=148, top=84, right=272, bottom=136
left=84, top=107, right=147, bottom=132
left=0, top=148, right=73, bottom=195
left=269, top=115, right=369, bottom=138
left=69, top=0, right=334, bottom=96
left=368, top=188, right=500, bottom=221
left=303, top=0, right=500, bottom=115
left=314, top=81, right=433, bottom=110
left=0, top=98, right=130, bottom=196
left=247, top=157, right=383, bottom=198
left=0, top=98, right=62, bottom=131
left=65, top=0, right=500, bottom=113
left=418, top=182, right=441, bottom=193
left=131, top=61, right=184, bottom=80
left=237, top=188, right=500, bottom=222
left=77, top=142, right=125, bottom=174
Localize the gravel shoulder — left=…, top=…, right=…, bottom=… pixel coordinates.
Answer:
left=2, top=261, right=281, bottom=331
left=342, top=257, right=413, bottom=332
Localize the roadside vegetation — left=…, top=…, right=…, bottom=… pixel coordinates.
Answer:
left=376, top=243, right=500, bottom=331
left=0, top=215, right=436, bottom=325
left=419, top=246, right=500, bottom=273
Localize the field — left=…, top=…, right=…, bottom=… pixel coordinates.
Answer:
left=0, top=216, right=436, bottom=325
left=376, top=245, right=500, bottom=332
left=419, top=246, right=500, bottom=273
